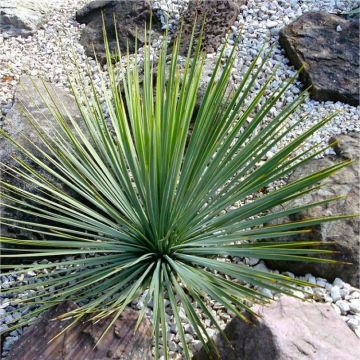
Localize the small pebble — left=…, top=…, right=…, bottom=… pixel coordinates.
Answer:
left=333, top=278, right=345, bottom=289
left=331, top=286, right=342, bottom=302
left=335, top=300, right=350, bottom=315
left=349, top=300, right=360, bottom=314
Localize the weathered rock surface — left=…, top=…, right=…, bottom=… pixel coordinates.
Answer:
left=177, top=0, right=245, bottom=56
left=194, top=296, right=360, bottom=360
left=7, top=301, right=152, bottom=360
left=76, top=0, right=162, bottom=64
left=0, top=76, right=83, bottom=246
left=266, top=133, right=360, bottom=287
left=0, top=76, right=82, bottom=162
left=279, top=12, right=359, bottom=106
left=0, top=0, right=56, bottom=38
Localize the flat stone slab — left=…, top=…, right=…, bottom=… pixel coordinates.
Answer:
left=6, top=301, right=152, bottom=360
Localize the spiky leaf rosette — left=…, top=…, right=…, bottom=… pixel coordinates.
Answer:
left=0, top=24, right=353, bottom=358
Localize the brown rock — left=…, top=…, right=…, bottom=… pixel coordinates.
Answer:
left=266, top=133, right=360, bottom=287
left=76, top=0, right=162, bottom=64
left=279, top=12, right=359, bottom=106
left=7, top=301, right=152, bottom=360
left=177, top=0, right=245, bottom=56
left=194, top=296, right=360, bottom=360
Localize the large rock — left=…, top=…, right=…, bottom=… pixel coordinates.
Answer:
left=266, top=133, right=360, bottom=287
left=7, top=301, right=152, bottom=360
left=177, top=0, right=244, bottom=56
left=0, top=0, right=56, bottom=38
left=195, top=296, right=360, bottom=360
left=279, top=12, right=359, bottom=106
left=75, top=0, right=163, bottom=64
left=0, top=76, right=84, bottom=247
left=0, top=76, right=83, bottom=161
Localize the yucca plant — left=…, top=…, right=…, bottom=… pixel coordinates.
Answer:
left=0, top=21, right=353, bottom=359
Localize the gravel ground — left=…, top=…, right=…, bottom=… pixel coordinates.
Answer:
left=1, top=0, right=359, bottom=358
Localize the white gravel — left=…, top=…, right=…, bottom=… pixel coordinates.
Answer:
left=228, top=0, right=360, bottom=157
left=1, top=0, right=360, bottom=358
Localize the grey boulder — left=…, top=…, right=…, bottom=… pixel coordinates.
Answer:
left=0, top=76, right=84, bottom=246
left=0, top=0, right=56, bottom=38
left=266, top=133, right=360, bottom=287
left=194, top=296, right=360, bottom=359
left=279, top=12, right=359, bottom=106
left=0, top=76, right=82, bottom=162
